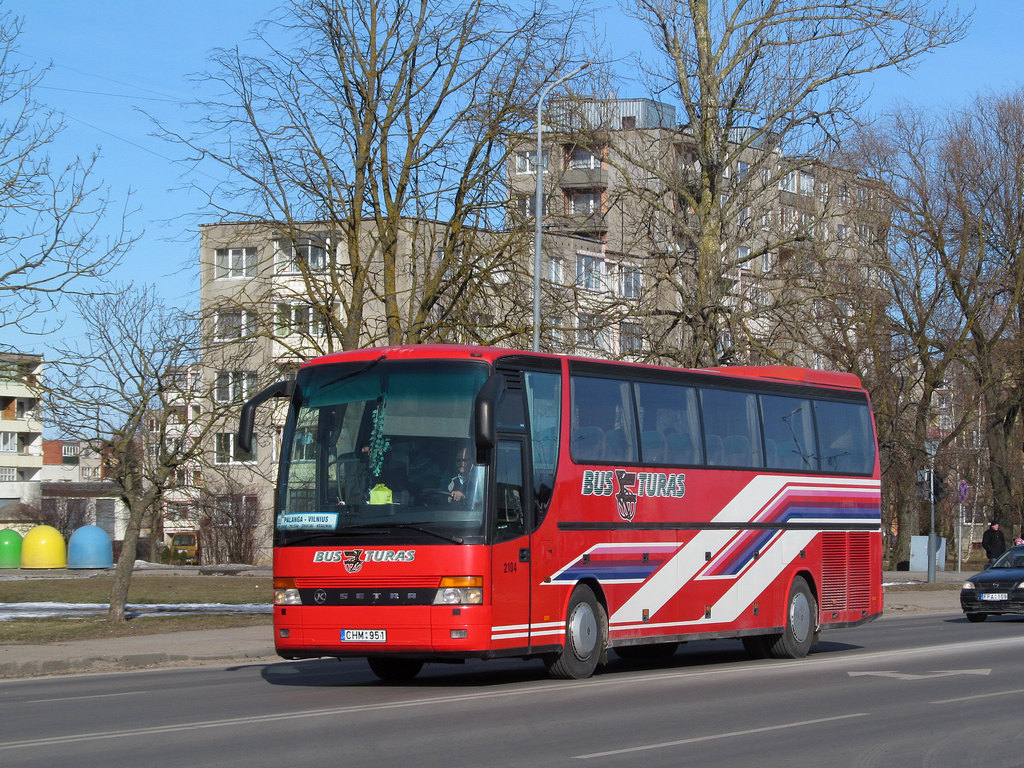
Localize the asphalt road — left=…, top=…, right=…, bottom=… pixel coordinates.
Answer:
left=3, top=611, right=1023, bottom=768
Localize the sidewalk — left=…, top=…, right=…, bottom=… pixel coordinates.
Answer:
left=0, top=570, right=966, bottom=680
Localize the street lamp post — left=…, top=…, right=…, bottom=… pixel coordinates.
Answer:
left=533, top=62, right=590, bottom=353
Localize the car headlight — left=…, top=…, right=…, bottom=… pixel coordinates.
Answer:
left=433, top=576, right=484, bottom=605
left=961, top=581, right=975, bottom=591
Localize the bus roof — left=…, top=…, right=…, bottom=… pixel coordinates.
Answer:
left=303, top=346, right=864, bottom=391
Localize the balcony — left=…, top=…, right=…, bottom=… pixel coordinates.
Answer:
left=548, top=211, right=608, bottom=235
left=559, top=168, right=610, bottom=189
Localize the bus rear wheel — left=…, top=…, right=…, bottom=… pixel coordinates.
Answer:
left=766, top=576, right=817, bottom=659
left=367, top=656, right=424, bottom=682
left=545, top=585, right=606, bottom=679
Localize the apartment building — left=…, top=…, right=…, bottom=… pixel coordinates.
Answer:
left=507, top=98, right=886, bottom=363
left=0, top=353, right=43, bottom=524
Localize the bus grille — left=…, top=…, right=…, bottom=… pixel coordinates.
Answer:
left=821, top=532, right=872, bottom=612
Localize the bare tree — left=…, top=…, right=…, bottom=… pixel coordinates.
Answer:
left=0, top=11, right=133, bottom=340
left=171, top=0, right=589, bottom=353
left=843, top=92, right=1024, bottom=558
left=619, top=0, right=968, bottom=367
left=46, top=287, right=232, bottom=622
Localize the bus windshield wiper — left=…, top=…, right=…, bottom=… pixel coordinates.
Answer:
left=347, top=522, right=464, bottom=545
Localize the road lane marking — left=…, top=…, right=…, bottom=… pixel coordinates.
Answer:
left=23, top=691, right=146, bottom=704
left=848, top=669, right=991, bottom=680
left=572, top=713, right=869, bottom=759
left=931, top=687, right=1024, bottom=705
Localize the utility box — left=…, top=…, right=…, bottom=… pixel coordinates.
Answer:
left=910, top=535, right=946, bottom=571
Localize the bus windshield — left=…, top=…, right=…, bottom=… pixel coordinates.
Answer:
left=276, top=359, right=490, bottom=544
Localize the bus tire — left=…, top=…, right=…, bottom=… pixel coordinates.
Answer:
left=767, top=576, right=817, bottom=659
left=367, top=656, right=423, bottom=682
left=545, top=585, right=606, bottom=679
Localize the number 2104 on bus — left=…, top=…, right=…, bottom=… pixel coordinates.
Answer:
left=237, top=345, right=881, bottom=681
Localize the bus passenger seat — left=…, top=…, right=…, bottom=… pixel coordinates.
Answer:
left=666, top=432, right=698, bottom=464
left=723, top=435, right=750, bottom=466
left=604, top=429, right=632, bottom=462
left=641, top=431, right=666, bottom=463
left=706, top=435, right=724, bottom=465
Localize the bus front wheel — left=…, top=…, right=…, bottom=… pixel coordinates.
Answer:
left=545, top=585, right=606, bottom=679
left=367, top=656, right=423, bottom=682
left=767, top=576, right=817, bottom=659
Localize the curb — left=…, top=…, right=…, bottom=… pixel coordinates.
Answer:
left=0, top=647, right=278, bottom=680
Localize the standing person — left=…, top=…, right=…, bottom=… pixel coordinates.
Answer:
left=982, top=521, right=1007, bottom=564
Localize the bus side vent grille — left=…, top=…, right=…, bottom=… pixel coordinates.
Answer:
left=821, top=532, right=848, bottom=611
left=847, top=533, right=872, bottom=611
left=821, top=532, right=873, bottom=613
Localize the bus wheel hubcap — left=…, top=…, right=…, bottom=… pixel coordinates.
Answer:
left=790, top=592, right=811, bottom=644
left=568, top=602, right=598, bottom=660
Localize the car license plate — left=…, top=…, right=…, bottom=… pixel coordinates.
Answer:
left=980, top=593, right=1009, bottom=601
left=341, top=629, right=387, bottom=642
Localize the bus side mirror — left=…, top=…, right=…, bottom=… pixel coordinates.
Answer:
left=237, top=379, right=296, bottom=453
left=474, top=373, right=504, bottom=451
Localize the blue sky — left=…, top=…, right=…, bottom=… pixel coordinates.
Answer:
left=4, top=0, right=1023, bottom=353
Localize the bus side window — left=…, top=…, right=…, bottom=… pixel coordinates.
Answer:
left=813, top=400, right=874, bottom=475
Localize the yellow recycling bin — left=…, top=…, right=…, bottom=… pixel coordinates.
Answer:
left=21, top=525, right=67, bottom=569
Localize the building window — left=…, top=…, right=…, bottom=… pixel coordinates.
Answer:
left=567, top=190, right=601, bottom=216
left=577, top=312, right=610, bottom=351
left=516, top=194, right=549, bottom=218
left=779, top=171, right=798, bottom=193
left=215, top=371, right=257, bottom=403
left=736, top=245, right=751, bottom=268
left=81, top=466, right=101, bottom=481
left=569, top=148, right=601, bottom=169
left=215, top=433, right=256, bottom=465
left=620, top=265, right=642, bottom=298
left=548, top=256, right=564, bottom=285
left=619, top=322, right=643, bottom=355
left=837, top=224, right=850, bottom=242
left=275, top=239, right=329, bottom=274
left=214, top=310, right=256, bottom=341
left=0, top=467, right=14, bottom=482
left=275, top=303, right=326, bottom=338
left=736, top=161, right=749, bottom=179
left=214, top=247, right=257, bottom=279
left=0, top=432, right=16, bottom=453
left=515, top=150, right=548, bottom=174
left=799, top=171, right=814, bottom=196
left=577, top=254, right=605, bottom=292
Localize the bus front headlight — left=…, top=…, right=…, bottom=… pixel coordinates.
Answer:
left=433, top=576, right=484, bottom=605
left=274, top=577, right=302, bottom=605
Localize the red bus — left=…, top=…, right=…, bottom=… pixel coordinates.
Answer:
left=238, top=345, right=882, bottom=681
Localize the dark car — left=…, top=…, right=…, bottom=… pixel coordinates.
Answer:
left=960, top=544, right=1024, bottom=622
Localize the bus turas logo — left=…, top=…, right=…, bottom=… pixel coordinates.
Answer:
left=312, top=548, right=417, bottom=573
left=581, top=469, right=686, bottom=521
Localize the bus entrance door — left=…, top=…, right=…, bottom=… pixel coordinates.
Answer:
left=490, top=438, right=532, bottom=652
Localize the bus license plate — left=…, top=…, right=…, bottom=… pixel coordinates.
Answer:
left=981, top=593, right=1008, bottom=601
left=341, top=629, right=387, bottom=642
